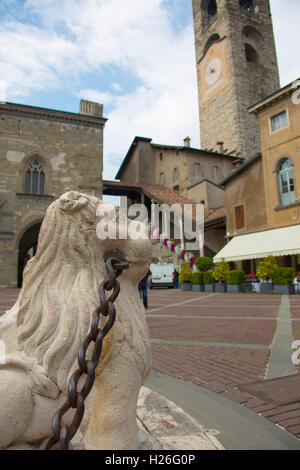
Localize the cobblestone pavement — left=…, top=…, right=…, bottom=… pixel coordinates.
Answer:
left=147, top=289, right=300, bottom=441
left=2, top=288, right=300, bottom=444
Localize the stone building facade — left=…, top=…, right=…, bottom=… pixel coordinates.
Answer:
left=220, top=153, right=267, bottom=238
left=0, top=100, right=106, bottom=287
left=114, top=136, right=243, bottom=259
left=192, top=0, right=280, bottom=158
left=116, top=136, right=242, bottom=209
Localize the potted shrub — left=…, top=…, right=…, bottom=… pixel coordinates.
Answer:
left=272, top=267, right=295, bottom=295
left=194, top=256, right=212, bottom=272
left=191, top=271, right=204, bottom=292
left=204, top=270, right=215, bottom=292
left=213, top=259, right=230, bottom=293
left=226, top=270, right=245, bottom=293
left=244, top=273, right=259, bottom=292
left=179, top=262, right=193, bottom=291
left=256, top=255, right=277, bottom=294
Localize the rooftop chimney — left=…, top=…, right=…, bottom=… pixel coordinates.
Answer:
left=183, top=136, right=191, bottom=148
left=217, top=141, right=224, bottom=153
left=80, top=99, right=103, bottom=117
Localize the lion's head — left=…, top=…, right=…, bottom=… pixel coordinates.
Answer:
left=16, top=191, right=152, bottom=393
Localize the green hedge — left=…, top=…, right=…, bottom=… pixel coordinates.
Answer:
left=204, top=270, right=214, bottom=284
left=191, top=272, right=204, bottom=285
left=213, top=259, right=230, bottom=283
left=256, top=255, right=278, bottom=281
left=272, top=267, right=295, bottom=285
left=226, top=270, right=245, bottom=285
left=194, top=257, right=212, bottom=272
left=179, top=262, right=193, bottom=283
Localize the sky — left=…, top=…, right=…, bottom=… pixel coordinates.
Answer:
left=0, top=0, right=299, bottom=183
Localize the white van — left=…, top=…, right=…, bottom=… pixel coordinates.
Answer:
left=149, top=263, right=174, bottom=289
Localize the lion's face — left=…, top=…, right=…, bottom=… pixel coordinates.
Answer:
left=49, top=191, right=152, bottom=283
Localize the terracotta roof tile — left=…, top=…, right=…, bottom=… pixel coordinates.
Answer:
left=103, top=180, right=226, bottom=225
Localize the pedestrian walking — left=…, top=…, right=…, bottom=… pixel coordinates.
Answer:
left=138, top=269, right=151, bottom=309
left=173, top=269, right=179, bottom=289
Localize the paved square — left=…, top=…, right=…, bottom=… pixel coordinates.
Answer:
left=146, top=289, right=300, bottom=440
left=1, top=288, right=300, bottom=443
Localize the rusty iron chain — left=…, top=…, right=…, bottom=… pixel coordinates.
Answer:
left=39, top=252, right=128, bottom=450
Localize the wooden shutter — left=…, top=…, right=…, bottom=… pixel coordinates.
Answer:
left=235, top=205, right=245, bottom=230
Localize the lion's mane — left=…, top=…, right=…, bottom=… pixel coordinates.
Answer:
left=16, top=191, right=152, bottom=394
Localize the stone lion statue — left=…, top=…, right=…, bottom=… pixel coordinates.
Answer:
left=0, top=191, right=152, bottom=450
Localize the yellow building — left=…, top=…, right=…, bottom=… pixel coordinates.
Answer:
left=249, top=80, right=300, bottom=228
left=214, top=80, right=300, bottom=272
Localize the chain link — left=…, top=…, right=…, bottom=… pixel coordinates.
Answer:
left=39, top=253, right=128, bottom=450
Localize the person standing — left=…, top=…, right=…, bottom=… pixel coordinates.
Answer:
left=139, top=269, right=151, bottom=309
left=174, top=269, right=179, bottom=289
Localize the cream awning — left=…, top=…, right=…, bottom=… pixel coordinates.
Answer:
left=213, top=224, right=300, bottom=263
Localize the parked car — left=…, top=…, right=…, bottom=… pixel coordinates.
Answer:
left=149, top=263, right=175, bottom=289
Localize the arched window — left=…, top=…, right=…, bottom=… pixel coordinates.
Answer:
left=239, top=0, right=253, bottom=11
left=242, top=26, right=264, bottom=48
left=208, top=0, right=217, bottom=19
left=245, top=43, right=259, bottom=63
left=278, top=159, right=295, bottom=206
left=25, top=160, right=45, bottom=195
left=203, top=33, right=221, bottom=55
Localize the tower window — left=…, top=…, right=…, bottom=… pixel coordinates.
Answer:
left=239, top=0, right=253, bottom=11
left=203, top=33, right=221, bottom=55
left=160, top=152, right=163, bottom=161
left=160, top=172, right=165, bottom=185
left=25, top=159, right=45, bottom=195
left=277, top=158, right=295, bottom=206
left=208, top=0, right=217, bottom=19
left=245, top=43, right=259, bottom=63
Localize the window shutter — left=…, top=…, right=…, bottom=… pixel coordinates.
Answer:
left=235, top=205, right=245, bottom=230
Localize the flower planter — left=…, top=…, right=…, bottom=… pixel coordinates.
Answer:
left=274, top=284, right=294, bottom=295
left=204, top=284, right=215, bottom=292
left=192, top=284, right=204, bottom=292
left=181, top=282, right=192, bottom=291
left=227, top=284, right=243, bottom=293
left=259, top=282, right=273, bottom=294
left=242, top=282, right=253, bottom=292
left=215, top=283, right=227, bottom=293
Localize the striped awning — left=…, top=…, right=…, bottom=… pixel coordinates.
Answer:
left=213, top=224, right=300, bottom=263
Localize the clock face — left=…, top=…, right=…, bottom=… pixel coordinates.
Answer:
left=199, top=38, right=229, bottom=104
left=205, top=58, right=222, bottom=85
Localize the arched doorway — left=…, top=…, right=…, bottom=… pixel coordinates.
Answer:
left=18, top=221, right=42, bottom=287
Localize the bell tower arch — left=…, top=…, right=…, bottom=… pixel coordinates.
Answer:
left=192, top=0, right=280, bottom=157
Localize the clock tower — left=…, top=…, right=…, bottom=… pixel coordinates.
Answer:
left=192, top=0, right=280, bottom=157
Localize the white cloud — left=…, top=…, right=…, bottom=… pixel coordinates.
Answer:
left=270, top=0, right=300, bottom=86
left=0, top=0, right=299, bottom=181
left=0, top=0, right=199, bottom=180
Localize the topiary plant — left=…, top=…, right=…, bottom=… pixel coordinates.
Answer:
left=272, top=267, right=295, bottom=285
left=194, top=256, right=212, bottom=272
left=227, top=270, right=245, bottom=285
left=213, top=259, right=230, bottom=283
left=203, top=270, right=214, bottom=284
left=256, top=255, right=278, bottom=281
left=179, top=262, right=193, bottom=284
left=191, top=272, right=204, bottom=285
